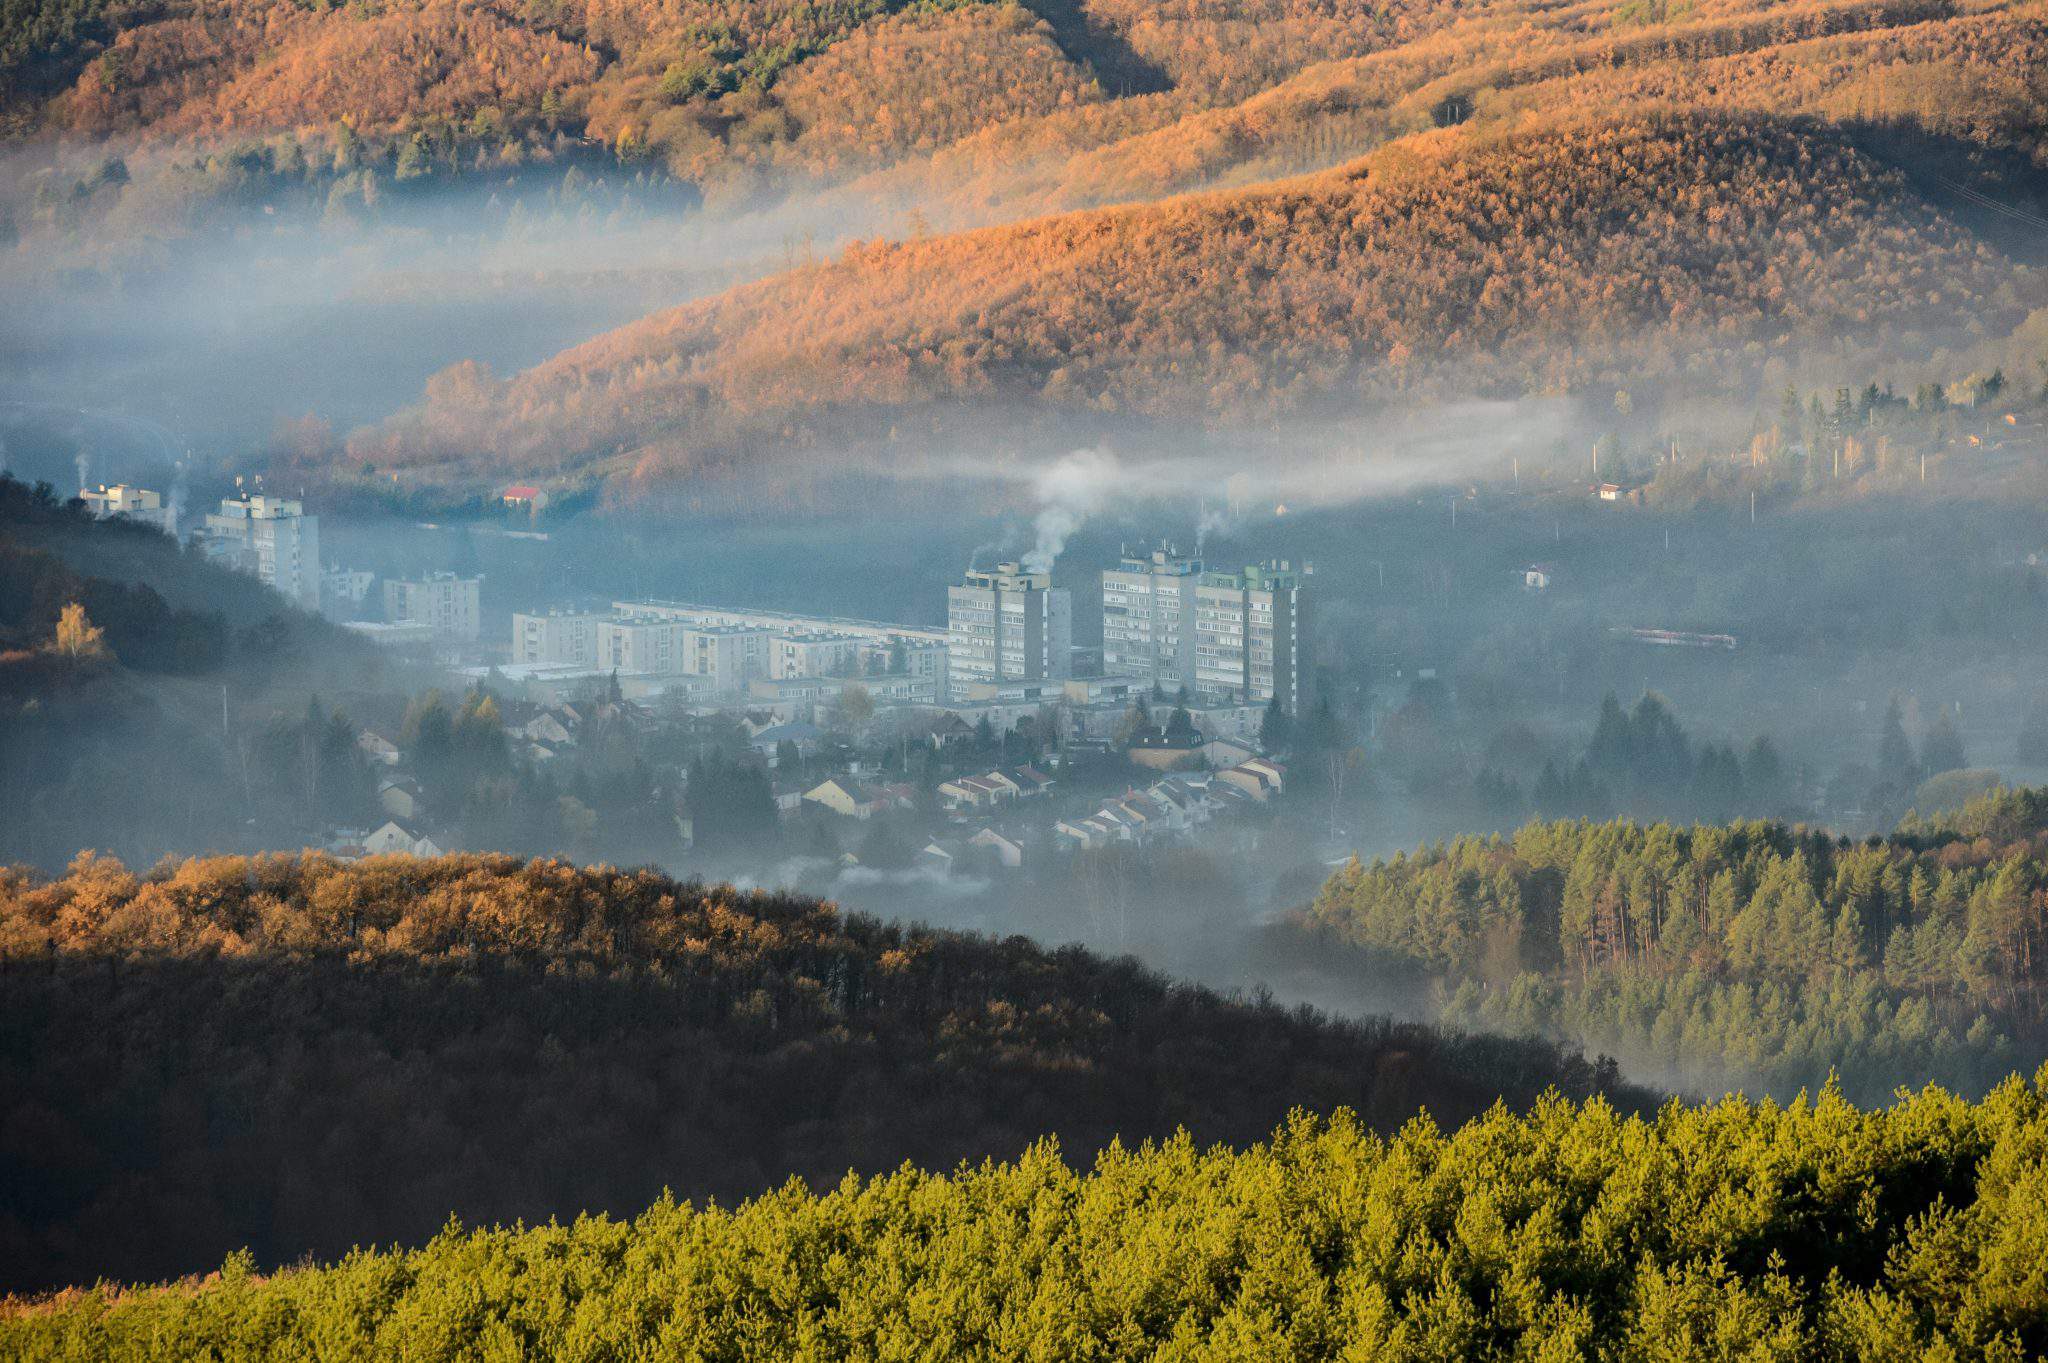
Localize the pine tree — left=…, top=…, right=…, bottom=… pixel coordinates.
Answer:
left=2018, top=697, right=2048, bottom=764
left=1743, top=735, right=1786, bottom=810
left=1259, top=696, right=1293, bottom=751
left=1878, top=698, right=1917, bottom=785
left=1921, top=709, right=1967, bottom=776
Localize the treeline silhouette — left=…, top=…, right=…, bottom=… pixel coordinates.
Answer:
left=1303, top=786, right=2048, bottom=1100
left=0, top=851, right=1649, bottom=1293
left=7, top=1082, right=2047, bottom=1359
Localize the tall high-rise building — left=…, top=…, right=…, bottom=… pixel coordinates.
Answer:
left=1102, top=543, right=1203, bottom=693
left=1193, top=561, right=1307, bottom=713
left=947, top=563, right=1071, bottom=701
left=199, top=495, right=320, bottom=611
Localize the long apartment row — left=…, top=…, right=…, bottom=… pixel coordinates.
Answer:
left=509, top=545, right=1309, bottom=714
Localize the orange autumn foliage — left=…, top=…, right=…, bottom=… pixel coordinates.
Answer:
left=358, top=112, right=2023, bottom=492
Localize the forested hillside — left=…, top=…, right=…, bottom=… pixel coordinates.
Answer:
left=1300, top=786, right=2048, bottom=1102
left=346, top=111, right=2024, bottom=499
left=0, top=851, right=1646, bottom=1293
left=7, top=1082, right=2048, bottom=1360
left=0, top=476, right=386, bottom=869
left=9, top=0, right=2046, bottom=505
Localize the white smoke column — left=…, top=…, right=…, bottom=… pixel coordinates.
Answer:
left=1023, top=447, right=1120, bottom=573
left=1195, top=504, right=1231, bottom=553
left=167, top=461, right=188, bottom=539
left=75, top=450, right=91, bottom=495
left=0, top=435, right=9, bottom=476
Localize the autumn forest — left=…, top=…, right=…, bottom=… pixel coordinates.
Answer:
left=8, top=0, right=2048, bottom=1349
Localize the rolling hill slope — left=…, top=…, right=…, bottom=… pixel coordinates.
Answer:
left=6, top=0, right=2046, bottom=503
left=0, top=850, right=1650, bottom=1292
left=349, top=111, right=2030, bottom=500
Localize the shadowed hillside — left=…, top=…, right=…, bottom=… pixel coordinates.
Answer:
left=0, top=850, right=1650, bottom=1293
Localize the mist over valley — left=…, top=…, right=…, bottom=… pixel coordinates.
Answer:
left=6, top=0, right=2048, bottom=1352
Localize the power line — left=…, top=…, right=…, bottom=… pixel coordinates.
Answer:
left=1936, top=177, right=2048, bottom=233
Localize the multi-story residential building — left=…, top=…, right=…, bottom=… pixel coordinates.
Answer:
left=79, top=484, right=177, bottom=536
left=615, top=599, right=951, bottom=696
left=199, top=495, right=320, bottom=610
left=1193, top=560, right=1307, bottom=713
left=383, top=572, right=481, bottom=641
left=512, top=609, right=603, bottom=667
left=1102, top=543, right=1203, bottom=693
left=594, top=617, right=774, bottom=692
left=321, top=566, right=377, bottom=620
left=680, top=622, right=775, bottom=691
left=594, top=615, right=687, bottom=677
left=946, top=563, right=1071, bottom=701
left=1103, top=545, right=1307, bottom=712
left=773, top=631, right=863, bottom=680
left=876, top=637, right=948, bottom=693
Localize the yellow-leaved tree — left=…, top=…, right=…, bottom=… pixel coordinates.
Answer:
left=52, top=602, right=111, bottom=661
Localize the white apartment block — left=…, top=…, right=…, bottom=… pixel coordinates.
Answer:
left=595, top=615, right=689, bottom=676
left=773, top=631, right=863, bottom=680
left=79, top=484, right=177, bottom=536
left=383, top=572, right=481, bottom=641
left=323, top=566, right=376, bottom=606
left=200, top=495, right=320, bottom=611
left=1102, top=543, right=1204, bottom=694
left=680, top=622, right=774, bottom=691
left=1192, top=561, right=1308, bottom=712
left=592, top=616, right=774, bottom=693
left=947, top=563, right=1071, bottom=702
left=887, top=638, right=949, bottom=689
left=513, top=610, right=602, bottom=667
left=613, top=599, right=949, bottom=696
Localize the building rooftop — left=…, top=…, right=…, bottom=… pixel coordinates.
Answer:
left=961, top=563, right=1052, bottom=591
left=1115, top=542, right=1203, bottom=574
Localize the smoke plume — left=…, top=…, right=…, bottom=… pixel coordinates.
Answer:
left=1023, top=447, right=1120, bottom=573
